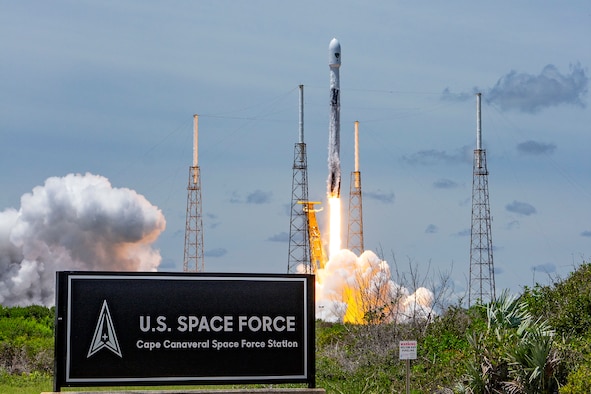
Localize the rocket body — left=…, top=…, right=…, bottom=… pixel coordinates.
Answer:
left=327, top=38, right=341, bottom=198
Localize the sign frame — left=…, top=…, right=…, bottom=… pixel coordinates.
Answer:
left=54, top=271, right=315, bottom=391
left=399, top=340, right=417, bottom=360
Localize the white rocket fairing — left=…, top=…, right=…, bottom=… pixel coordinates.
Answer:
left=327, top=38, right=341, bottom=198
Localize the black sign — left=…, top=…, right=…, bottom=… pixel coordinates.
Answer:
left=54, top=272, right=315, bottom=391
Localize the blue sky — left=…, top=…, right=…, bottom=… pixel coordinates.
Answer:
left=1, top=1, right=590, bottom=301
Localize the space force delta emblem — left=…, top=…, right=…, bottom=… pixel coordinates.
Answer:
left=87, top=300, right=122, bottom=358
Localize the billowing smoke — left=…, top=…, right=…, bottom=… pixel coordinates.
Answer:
left=312, top=249, right=434, bottom=324
left=0, top=173, right=166, bottom=306
left=441, top=63, right=588, bottom=113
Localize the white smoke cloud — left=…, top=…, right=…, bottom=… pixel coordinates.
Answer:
left=0, top=173, right=166, bottom=306
left=312, top=249, right=434, bottom=323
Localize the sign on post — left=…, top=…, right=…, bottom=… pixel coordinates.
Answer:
left=399, top=340, right=417, bottom=394
left=54, top=272, right=315, bottom=391
left=399, top=340, right=417, bottom=360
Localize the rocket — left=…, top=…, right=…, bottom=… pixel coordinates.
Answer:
left=327, top=38, right=341, bottom=198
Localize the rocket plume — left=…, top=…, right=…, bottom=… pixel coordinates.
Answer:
left=315, top=250, right=435, bottom=324
left=0, top=173, right=166, bottom=306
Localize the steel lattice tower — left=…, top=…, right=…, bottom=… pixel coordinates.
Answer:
left=288, top=85, right=311, bottom=273
left=183, top=115, right=205, bottom=272
left=347, top=121, right=364, bottom=255
left=469, top=93, right=495, bottom=306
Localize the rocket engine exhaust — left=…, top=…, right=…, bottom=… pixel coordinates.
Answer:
left=327, top=38, right=341, bottom=198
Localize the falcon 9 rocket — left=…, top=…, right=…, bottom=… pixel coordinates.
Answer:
left=327, top=38, right=341, bottom=198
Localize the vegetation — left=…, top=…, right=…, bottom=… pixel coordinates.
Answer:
left=0, top=305, right=54, bottom=393
left=1, top=262, right=590, bottom=393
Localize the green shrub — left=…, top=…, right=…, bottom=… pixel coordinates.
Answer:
left=0, top=306, right=54, bottom=374
left=522, top=262, right=591, bottom=336
left=560, top=362, right=591, bottom=394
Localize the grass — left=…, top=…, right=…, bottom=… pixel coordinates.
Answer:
left=0, top=373, right=311, bottom=394
left=0, top=371, right=53, bottom=394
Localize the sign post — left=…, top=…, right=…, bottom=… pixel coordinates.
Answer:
left=399, top=340, right=417, bottom=394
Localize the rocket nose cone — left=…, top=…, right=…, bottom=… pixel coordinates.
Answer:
left=329, top=38, right=341, bottom=67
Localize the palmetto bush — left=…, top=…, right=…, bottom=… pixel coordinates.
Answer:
left=461, top=291, right=562, bottom=394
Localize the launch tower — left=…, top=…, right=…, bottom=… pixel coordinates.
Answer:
left=468, top=93, right=495, bottom=305
left=183, top=114, right=205, bottom=272
left=287, top=85, right=312, bottom=273
left=347, top=121, right=364, bottom=255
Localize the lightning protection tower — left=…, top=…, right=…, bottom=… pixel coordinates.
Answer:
left=288, top=85, right=312, bottom=274
left=469, top=93, right=495, bottom=306
left=183, top=114, right=205, bottom=272
left=347, top=121, right=364, bottom=255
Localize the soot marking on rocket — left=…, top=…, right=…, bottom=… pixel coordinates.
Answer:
left=331, top=89, right=339, bottom=107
